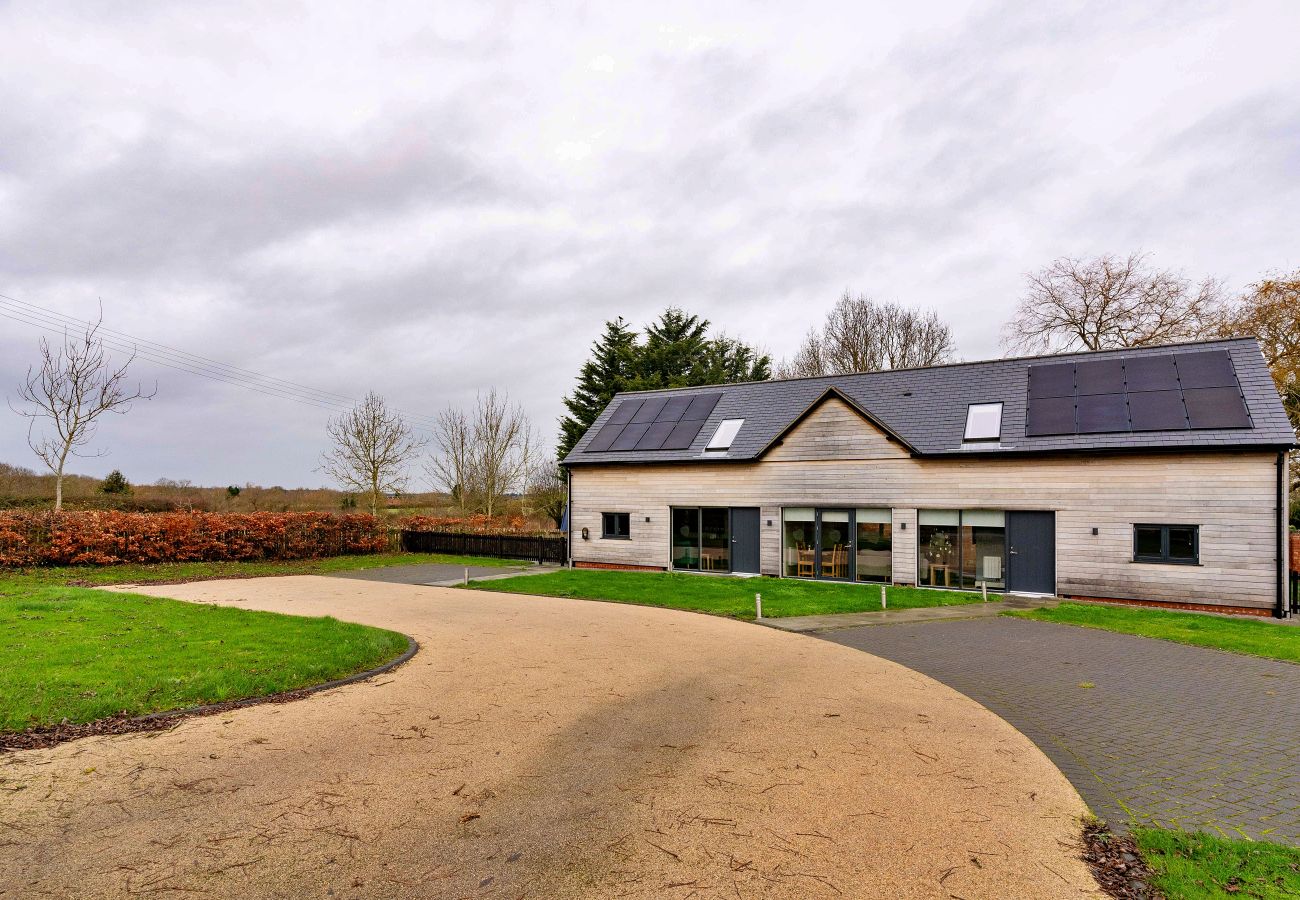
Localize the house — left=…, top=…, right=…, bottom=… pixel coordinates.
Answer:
left=561, top=337, right=1297, bottom=617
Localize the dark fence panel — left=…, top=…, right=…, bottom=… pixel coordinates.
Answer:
left=401, top=530, right=567, bottom=564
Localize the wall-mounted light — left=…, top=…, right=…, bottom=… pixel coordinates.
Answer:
left=900, top=522, right=907, bottom=530
left=645, top=516, right=651, bottom=523
left=581, top=527, right=590, bottom=540
left=1091, top=527, right=1099, bottom=535
left=766, top=519, right=773, bottom=526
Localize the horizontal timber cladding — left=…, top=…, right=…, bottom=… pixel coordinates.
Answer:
left=568, top=450, right=1279, bottom=610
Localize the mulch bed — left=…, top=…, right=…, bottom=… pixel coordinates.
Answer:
left=1082, top=819, right=1163, bottom=900
left=1, top=636, right=417, bottom=753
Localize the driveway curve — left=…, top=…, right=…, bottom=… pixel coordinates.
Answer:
left=2, top=577, right=1099, bottom=898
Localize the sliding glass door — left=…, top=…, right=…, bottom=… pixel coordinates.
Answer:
left=782, top=507, right=892, bottom=582
left=918, top=509, right=1006, bottom=591
left=672, top=507, right=731, bottom=572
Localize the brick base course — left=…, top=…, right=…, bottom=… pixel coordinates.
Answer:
left=1063, top=594, right=1273, bottom=617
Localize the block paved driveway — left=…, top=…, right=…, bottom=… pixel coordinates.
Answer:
left=822, top=617, right=1300, bottom=844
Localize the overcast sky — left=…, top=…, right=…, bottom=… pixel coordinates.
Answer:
left=2, top=1, right=1298, bottom=489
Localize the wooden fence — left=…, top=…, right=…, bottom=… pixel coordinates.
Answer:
left=401, top=530, right=567, bottom=564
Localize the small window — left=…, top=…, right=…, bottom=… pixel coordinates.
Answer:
left=601, top=512, right=631, bottom=539
left=964, top=402, right=1003, bottom=441
left=705, top=418, right=744, bottom=451
left=1133, top=524, right=1198, bottom=564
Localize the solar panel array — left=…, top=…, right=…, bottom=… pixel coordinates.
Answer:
left=1025, top=350, right=1251, bottom=437
left=584, top=392, right=723, bottom=452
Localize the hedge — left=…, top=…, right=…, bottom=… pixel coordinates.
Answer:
left=0, top=511, right=386, bottom=567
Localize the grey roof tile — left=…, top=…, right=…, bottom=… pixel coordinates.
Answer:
left=563, top=338, right=1298, bottom=465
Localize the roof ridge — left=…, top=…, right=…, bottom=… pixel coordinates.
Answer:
left=608, top=335, right=1261, bottom=397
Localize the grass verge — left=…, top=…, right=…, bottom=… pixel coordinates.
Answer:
left=1135, top=827, right=1300, bottom=898
left=464, top=568, right=982, bottom=619
left=1, top=552, right=519, bottom=591
left=1005, top=602, right=1300, bottom=664
left=0, top=578, right=409, bottom=732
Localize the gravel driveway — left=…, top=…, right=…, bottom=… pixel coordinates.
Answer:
left=1, top=578, right=1099, bottom=898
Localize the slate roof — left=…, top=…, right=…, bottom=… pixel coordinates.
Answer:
left=562, top=337, right=1297, bottom=466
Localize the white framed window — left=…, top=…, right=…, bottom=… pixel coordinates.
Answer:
left=964, top=402, right=1003, bottom=441
left=705, top=418, right=744, bottom=451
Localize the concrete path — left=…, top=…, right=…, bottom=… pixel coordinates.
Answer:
left=328, top=561, right=531, bottom=586
left=823, top=617, right=1300, bottom=844
left=762, top=595, right=1058, bottom=633
left=2, top=577, right=1099, bottom=899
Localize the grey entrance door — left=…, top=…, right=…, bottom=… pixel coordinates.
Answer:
left=730, top=507, right=761, bottom=573
left=1007, top=511, right=1056, bottom=594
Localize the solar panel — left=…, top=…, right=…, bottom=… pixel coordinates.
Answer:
left=1124, top=355, right=1179, bottom=391
left=634, top=420, right=677, bottom=450
left=684, top=392, right=722, bottom=420
left=662, top=418, right=709, bottom=450
left=1025, top=396, right=1076, bottom=436
left=584, top=422, right=625, bottom=452
left=1175, top=350, right=1237, bottom=389
left=1075, top=359, right=1126, bottom=395
left=1183, top=387, right=1251, bottom=428
left=606, top=399, right=642, bottom=425
left=1076, top=393, right=1130, bottom=433
left=1028, top=363, right=1075, bottom=399
left=658, top=396, right=693, bottom=423
left=1128, top=390, right=1188, bottom=431
left=631, top=397, right=667, bottom=424
left=610, top=422, right=651, bottom=450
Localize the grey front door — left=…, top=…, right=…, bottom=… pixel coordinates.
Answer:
left=1007, top=511, right=1056, bottom=594
left=730, top=507, right=761, bottom=573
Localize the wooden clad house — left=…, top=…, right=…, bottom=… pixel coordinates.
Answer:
left=561, top=338, right=1297, bottom=617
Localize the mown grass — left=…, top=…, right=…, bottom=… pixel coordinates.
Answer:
left=1006, top=602, right=1300, bottom=664
left=465, top=568, right=983, bottom=619
left=0, top=551, right=518, bottom=591
left=0, top=577, right=410, bottom=732
left=1135, top=828, right=1300, bottom=899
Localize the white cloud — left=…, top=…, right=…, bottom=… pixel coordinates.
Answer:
left=1, top=0, right=1297, bottom=486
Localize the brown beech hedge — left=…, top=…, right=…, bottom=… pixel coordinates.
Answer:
left=0, top=511, right=386, bottom=567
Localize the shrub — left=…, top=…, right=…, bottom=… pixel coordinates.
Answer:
left=0, top=511, right=386, bottom=567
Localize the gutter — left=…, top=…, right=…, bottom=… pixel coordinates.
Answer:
left=566, top=465, right=574, bottom=569
left=1280, top=451, right=1291, bottom=619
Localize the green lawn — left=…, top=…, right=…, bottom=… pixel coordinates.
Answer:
left=0, top=577, right=410, bottom=732
left=1136, top=828, right=1300, bottom=899
left=464, top=568, right=982, bottom=619
left=1006, top=602, right=1300, bottom=664
left=1, top=551, right=518, bottom=591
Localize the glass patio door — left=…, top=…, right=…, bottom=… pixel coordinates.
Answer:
left=817, top=509, right=851, bottom=580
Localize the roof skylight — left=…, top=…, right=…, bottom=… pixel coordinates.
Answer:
left=963, top=403, right=1003, bottom=442
left=705, top=418, right=744, bottom=451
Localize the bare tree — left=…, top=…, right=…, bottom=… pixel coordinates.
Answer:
left=427, top=389, right=538, bottom=517
left=525, top=459, right=567, bottom=529
left=320, top=391, right=426, bottom=517
left=425, top=405, right=476, bottom=513
left=777, top=292, right=956, bottom=378
left=1002, top=252, right=1223, bottom=355
left=10, top=314, right=154, bottom=511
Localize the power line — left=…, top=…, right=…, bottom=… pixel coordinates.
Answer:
left=0, top=294, right=443, bottom=429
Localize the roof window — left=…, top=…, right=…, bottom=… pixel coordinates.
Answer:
left=705, top=418, right=744, bottom=451
left=963, top=403, right=1003, bottom=442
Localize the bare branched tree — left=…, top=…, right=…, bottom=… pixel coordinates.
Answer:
left=1002, top=252, right=1223, bottom=355
left=424, top=405, right=476, bottom=513
left=525, top=459, right=567, bottom=529
left=10, top=314, right=155, bottom=510
left=777, top=292, right=956, bottom=377
left=320, top=391, right=426, bottom=517
left=427, top=389, right=539, bottom=517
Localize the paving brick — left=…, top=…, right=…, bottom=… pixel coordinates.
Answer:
left=822, top=618, right=1300, bottom=845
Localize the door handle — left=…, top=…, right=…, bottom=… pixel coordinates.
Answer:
left=1009, top=548, right=1018, bottom=555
